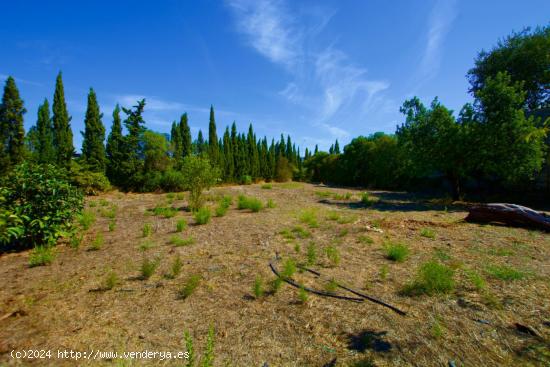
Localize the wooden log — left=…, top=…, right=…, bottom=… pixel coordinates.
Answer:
left=465, top=203, right=550, bottom=231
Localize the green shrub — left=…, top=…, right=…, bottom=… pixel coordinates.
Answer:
left=298, top=209, right=318, bottom=228
left=28, top=245, right=55, bottom=267
left=485, top=265, right=525, bottom=281
left=420, top=228, right=436, bottom=239
left=160, top=169, right=187, bottom=192
left=89, top=233, right=104, bottom=251
left=78, top=210, right=96, bottom=230
left=140, top=257, right=160, bottom=280
left=150, top=205, right=177, bottom=218
left=361, top=192, right=373, bottom=205
left=281, top=258, right=297, bottom=279
left=142, top=223, right=153, bottom=237
left=383, top=241, right=409, bottom=262
left=165, top=256, right=183, bottom=279
left=179, top=275, right=201, bottom=299
left=68, top=161, right=111, bottom=195
left=402, top=261, right=455, bottom=296
left=170, top=235, right=195, bottom=247
left=242, top=175, right=253, bottom=185
left=215, top=196, right=232, bottom=217
left=237, top=195, right=263, bottom=212
left=306, top=242, right=317, bottom=265
left=266, top=199, right=276, bottom=208
left=261, top=183, right=272, bottom=189
left=108, top=221, right=116, bottom=232
left=103, top=270, right=119, bottom=290
left=179, top=156, right=220, bottom=211
left=253, top=276, right=264, bottom=298
left=176, top=219, right=187, bottom=232
left=194, top=207, right=212, bottom=225
left=298, top=285, right=308, bottom=303
left=325, top=246, right=341, bottom=267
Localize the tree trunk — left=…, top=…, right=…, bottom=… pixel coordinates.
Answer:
left=465, top=203, right=550, bottom=231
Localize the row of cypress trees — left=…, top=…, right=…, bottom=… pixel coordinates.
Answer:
left=0, top=73, right=305, bottom=188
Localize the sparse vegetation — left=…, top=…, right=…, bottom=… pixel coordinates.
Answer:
left=69, top=233, right=83, bottom=249
left=176, top=218, right=187, bottom=232
left=402, top=261, right=455, bottom=296
left=383, top=241, right=409, bottom=262
left=324, top=278, right=338, bottom=293
left=261, top=183, right=272, bottom=189
left=358, top=235, right=374, bottom=245
left=179, top=275, right=201, bottom=299
left=325, top=246, right=340, bottom=267
left=420, top=228, right=436, bottom=239
left=139, top=239, right=155, bottom=251
left=103, top=270, right=119, bottom=290
left=165, top=256, right=183, bottom=279
left=485, top=265, right=525, bottom=281
left=215, top=196, right=232, bottom=217
left=306, top=242, right=317, bottom=265
left=464, top=269, right=486, bottom=290
left=237, top=195, right=263, bottom=212
left=298, top=209, right=319, bottom=228
left=170, top=235, right=195, bottom=247
left=253, top=276, right=264, bottom=298
left=78, top=210, right=96, bottom=230
left=108, top=220, right=116, bottom=232
left=360, top=192, right=373, bottom=206
left=194, top=207, right=212, bottom=225
left=298, top=285, right=308, bottom=303
left=266, top=199, right=276, bottom=208
left=140, top=257, right=160, bottom=279
left=142, top=223, right=153, bottom=237
left=89, top=233, right=104, bottom=251
left=28, top=246, right=55, bottom=267
left=291, top=226, right=311, bottom=239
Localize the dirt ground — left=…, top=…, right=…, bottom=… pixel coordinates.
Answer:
left=1, top=182, right=549, bottom=366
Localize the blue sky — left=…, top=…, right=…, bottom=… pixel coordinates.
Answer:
left=1, top=0, right=549, bottom=152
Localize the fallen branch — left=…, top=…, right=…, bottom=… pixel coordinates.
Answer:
left=269, top=259, right=407, bottom=316
left=465, top=203, right=550, bottom=231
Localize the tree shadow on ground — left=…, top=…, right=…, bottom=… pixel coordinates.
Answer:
left=347, top=330, right=392, bottom=353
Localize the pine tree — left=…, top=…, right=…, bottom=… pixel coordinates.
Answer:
left=269, top=139, right=276, bottom=180
left=52, top=72, right=74, bottom=166
left=247, top=124, right=260, bottom=178
left=179, top=113, right=192, bottom=157
left=208, top=105, right=219, bottom=166
left=120, top=99, right=146, bottom=189
left=286, top=135, right=292, bottom=161
left=223, top=127, right=234, bottom=181
left=0, top=76, right=26, bottom=172
left=259, top=137, right=269, bottom=179
left=81, top=88, right=106, bottom=171
left=35, top=99, right=55, bottom=163
left=334, top=139, right=340, bottom=154
left=106, top=104, right=124, bottom=185
left=171, top=120, right=182, bottom=160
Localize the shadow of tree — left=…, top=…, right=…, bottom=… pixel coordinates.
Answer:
left=347, top=330, right=392, bottom=353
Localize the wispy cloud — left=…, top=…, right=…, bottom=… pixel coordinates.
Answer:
left=417, top=0, right=458, bottom=84
left=226, top=0, right=391, bottom=143
left=0, top=73, right=43, bottom=87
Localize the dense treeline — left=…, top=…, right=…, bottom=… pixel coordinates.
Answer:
left=305, top=25, right=550, bottom=200
left=0, top=72, right=304, bottom=194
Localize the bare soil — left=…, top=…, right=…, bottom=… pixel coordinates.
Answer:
left=1, top=183, right=549, bottom=366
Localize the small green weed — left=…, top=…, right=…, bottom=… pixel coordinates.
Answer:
left=140, top=257, right=160, bottom=280
left=306, top=242, right=317, bottom=265
left=383, top=241, right=409, bottom=262
left=325, top=246, right=340, bottom=267
left=485, top=265, right=525, bottom=281
left=253, top=276, right=264, bottom=298
left=142, top=223, right=153, bottom=237
left=89, top=233, right=104, bottom=251
left=420, top=228, right=436, bottom=239
left=179, top=275, right=201, bottom=299
left=401, top=261, right=455, bottom=296
left=29, top=246, right=55, bottom=267
left=176, top=218, right=187, bottom=232
left=78, top=210, right=96, bottom=230
left=170, top=235, right=195, bottom=247
left=194, top=207, right=212, bottom=225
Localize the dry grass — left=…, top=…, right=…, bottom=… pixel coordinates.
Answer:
left=0, top=183, right=549, bottom=366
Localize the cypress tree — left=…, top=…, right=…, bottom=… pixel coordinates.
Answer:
left=269, top=139, right=276, bottom=180
left=247, top=124, right=260, bottom=178
left=52, top=72, right=74, bottom=166
left=0, top=76, right=26, bottom=172
left=334, top=139, right=340, bottom=154
left=171, top=120, right=182, bottom=160
left=35, top=99, right=55, bottom=163
left=314, top=145, right=319, bottom=154
left=81, top=88, right=106, bottom=171
left=120, top=99, right=146, bottom=189
left=208, top=105, right=219, bottom=165
left=196, top=130, right=205, bottom=155
left=278, top=134, right=286, bottom=158
left=259, top=137, right=269, bottom=179
left=286, top=135, right=292, bottom=161
left=106, top=104, right=124, bottom=185
left=179, top=113, right=192, bottom=157
left=223, top=127, right=234, bottom=181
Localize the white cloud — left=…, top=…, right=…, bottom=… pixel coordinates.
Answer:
left=227, top=0, right=392, bottom=141
left=418, top=0, right=458, bottom=83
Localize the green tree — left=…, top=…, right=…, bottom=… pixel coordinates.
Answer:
left=52, top=72, right=74, bottom=166
left=106, top=105, right=124, bottom=185
left=208, top=105, right=219, bottom=166
left=81, top=88, right=106, bottom=171
left=180, top=156, right=220, bottom=211
left=196, top=130, right=206, bottom=155
left=143, top=131, right=171, bottom=173
left=0, top=76, right=26, bottom=173
left=35, top=99, right=55, bottom=163
left=473, top=71, right=546, bottom=185
left=171, top=120, right=182, bottom=160
left=467, top=25, right=550, bottom=110
left=120, top=99, right=146, bottom=189
left=179, top=113, right=192, bottom=158
left=222, top=127, right=234, bottom=181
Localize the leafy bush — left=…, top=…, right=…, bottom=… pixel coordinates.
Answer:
left=1, top=163, right=83, bottom=250
left=180, top=156, right=220, bottom=211
left=179, top=275, right=201, bottom=299
left=28, top=245, right=55, bottom=267
left=160, top=169, right=186, bottom=192
left=69, top=161, right=111, bottom=195
left=383, top=241, right=410, bottom=262
left=237, top=195, right=263, bottom=212
left=401, top=261, right=455, bottom=296
left=194, top=207, right=211, bottom=225
left=176, top=219, right=187, bottom=232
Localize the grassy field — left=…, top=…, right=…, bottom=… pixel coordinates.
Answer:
left=1, top=183, right=549, bottom=366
